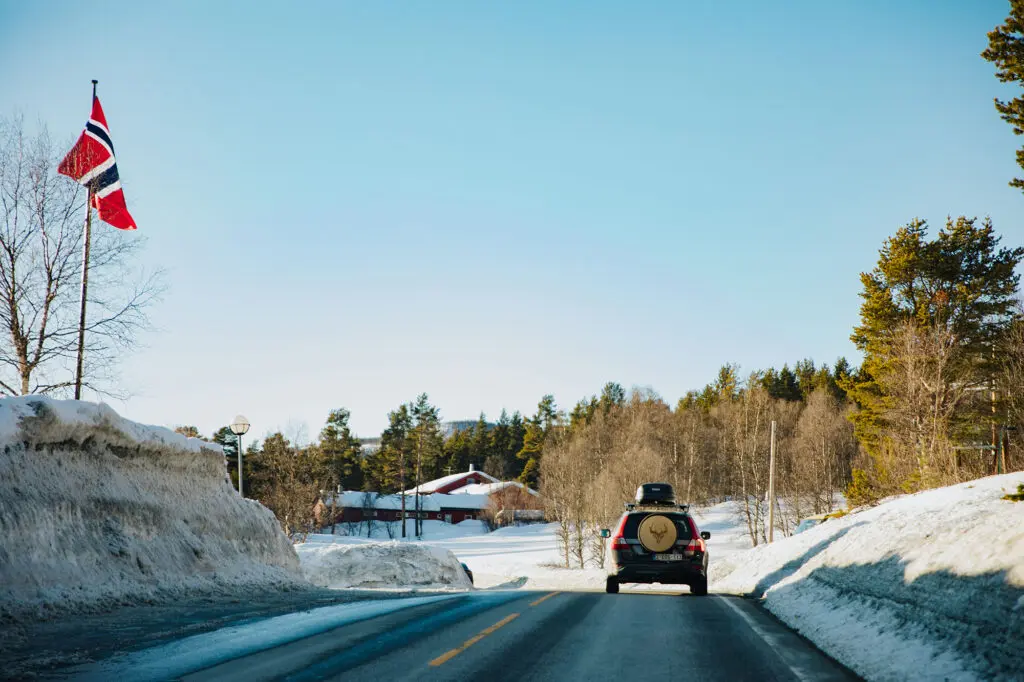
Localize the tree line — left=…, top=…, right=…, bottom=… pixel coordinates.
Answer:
left=172, top=216, right=1023, bottom=545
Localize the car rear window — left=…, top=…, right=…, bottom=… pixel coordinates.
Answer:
left=622, top=512, right=693, bottom=540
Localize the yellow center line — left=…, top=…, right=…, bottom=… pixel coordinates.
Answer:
left=529, top=591, right=561, bottom=607
left=428, top=612, right=520, bottom=667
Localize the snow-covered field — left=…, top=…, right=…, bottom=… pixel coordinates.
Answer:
left=712, top=473, right=1024, bottom=681
left=0, top=397, right=302, bottom=621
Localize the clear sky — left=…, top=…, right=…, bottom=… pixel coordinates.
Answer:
left=1, top=1, right=1022, bottom=442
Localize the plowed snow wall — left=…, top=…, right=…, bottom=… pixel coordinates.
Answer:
left=0, top=397, right=302, bottom=620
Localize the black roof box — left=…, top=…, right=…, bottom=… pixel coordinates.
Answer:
left=635, top=482, right=675, bottom=505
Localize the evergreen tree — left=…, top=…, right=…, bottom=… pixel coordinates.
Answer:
left=410, top=393, right=444, bottom=481
left=487, top=409, right=512, bottom=478
left=535, top=394, right=560, bottom=431
left=319, top=408, right=363, bottom=492
left=599, top=382, right=626, bottom=412
left=794, top=359, right=816, bottom=399
left=470, top=413, right=491, bottom=470
left=507, top=411, right=526, bottom=466
left=366, top=405, right=413, bottom=495
left=518, top=456, right=540, bottom=488
left=443, top=428, right=473, bottom=476
left=983, top=1, right=1024, bottom=191
left=848, top=218, right=1023, bottom=474
left=713, top=364, right=739, bottom=402
left=212, top=425, right=240, bottom=488
left=569, top=396, right=598, bottom=430
left=775, top=365, right=801, bottom=402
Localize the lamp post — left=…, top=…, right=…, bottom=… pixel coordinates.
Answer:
left=230, top=415, right=250, bottom=497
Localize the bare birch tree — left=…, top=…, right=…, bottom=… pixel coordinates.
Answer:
left=0, top=117, right=161, bottom=397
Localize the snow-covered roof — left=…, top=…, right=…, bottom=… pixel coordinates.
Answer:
left=324, top=491, right=492, bottom=511
left=446, top=480, right=540, bottom=497
left=431, top=493, right=492, bottom=510
left=405, top=468, right=500, bottom=495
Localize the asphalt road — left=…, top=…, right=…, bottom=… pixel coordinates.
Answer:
left=66, top=590, right=859, bottom=681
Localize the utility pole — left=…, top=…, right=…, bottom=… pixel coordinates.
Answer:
left=768, top=420, right=777, bottom=544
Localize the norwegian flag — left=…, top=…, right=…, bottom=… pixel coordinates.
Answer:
left=58, top=96, right=137, bottom=230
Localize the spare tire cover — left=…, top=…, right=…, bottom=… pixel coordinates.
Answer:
left=638, top=514, right=677, bottom=552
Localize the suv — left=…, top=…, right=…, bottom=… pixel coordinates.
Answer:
left=601, top=483, right=710, bottom=595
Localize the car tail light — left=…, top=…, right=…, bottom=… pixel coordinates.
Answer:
left=683, top=517, right=706, bottom=556
left=610, top=515, right=629, bottom=551
left=682, top=539, right=703, bottom=556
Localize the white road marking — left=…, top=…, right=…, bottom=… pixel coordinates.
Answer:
left=717, top=596, right=818, bottom=682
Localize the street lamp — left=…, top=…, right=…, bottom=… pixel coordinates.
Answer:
left=230, top=415, right=250, bottom=497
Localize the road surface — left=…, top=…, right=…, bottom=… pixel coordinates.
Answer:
left=63, top=590, right=859, bottom=681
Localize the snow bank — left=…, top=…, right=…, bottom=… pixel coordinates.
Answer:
left=0, top=397, right=302, bottom=621
left=711, top=473, right=1024, bottom=681
left=296, top=541, right=472, bottom=590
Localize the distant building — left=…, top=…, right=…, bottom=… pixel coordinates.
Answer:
left=315, top=465, right=542, bottom=528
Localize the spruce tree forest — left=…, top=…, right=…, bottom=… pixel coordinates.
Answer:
left=178, top=216, right=1024, bottom=552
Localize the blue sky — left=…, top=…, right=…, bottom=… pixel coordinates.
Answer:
left=1, top=1, right=1022, bottom=441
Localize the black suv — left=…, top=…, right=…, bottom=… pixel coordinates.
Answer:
left=602, top=483, right=710, bottom=595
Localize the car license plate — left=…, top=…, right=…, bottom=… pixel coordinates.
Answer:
left=654, top=553, right=683, bottom=561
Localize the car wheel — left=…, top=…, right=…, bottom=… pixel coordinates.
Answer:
left=690, top=577, right=708, bottom=596
left=605, top=576, right=619, bottom=594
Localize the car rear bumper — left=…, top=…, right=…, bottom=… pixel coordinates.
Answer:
left=612, top=561, right=706, bottom=585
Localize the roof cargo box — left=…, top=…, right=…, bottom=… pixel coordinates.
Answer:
left=635, top=483, right=675, bottom=505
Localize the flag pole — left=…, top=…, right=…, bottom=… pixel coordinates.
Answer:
left=74, top=79, right=98, bottom=400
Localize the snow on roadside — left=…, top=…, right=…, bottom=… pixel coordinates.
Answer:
left=711, top=473, right=1024, bottom=681
left=296, top=542, right=472, bottom=590
left=0, top=397, right=303, bottom=622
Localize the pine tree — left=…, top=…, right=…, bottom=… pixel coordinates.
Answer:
left=319, top=408, right=363, bottom=492
left=535, top=394, right=560, bottom=432
left=507, top=411, right=526, bottom=467
left=470, top=413, right=490, bottom=470
left=848, top=217, right=1023, bottom=485
left=367, top=404, right=413, bottom=495
left=410, top=394, right=444, bottom=481
left=599, top=382, right=626, bottom=411
left=443, top=428, right=473, bottom=476
left=982, top=1, right=1024, bottom=191
left=487, top=409, right=512, bottom=478
left=212, top=425, right=240, bottom=488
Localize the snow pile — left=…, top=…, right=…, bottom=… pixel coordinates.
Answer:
left=0, top=397, right=302, bottom=621
left=296, top=541, right=472, bottom=590
left=711, top=473, right=1024, bottom=681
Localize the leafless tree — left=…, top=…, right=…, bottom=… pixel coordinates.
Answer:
left=876, top=320, right=978, bottom=488
left=998, top=306, right=1024, bottom=470
left=0, top=116, right=162, bottom=398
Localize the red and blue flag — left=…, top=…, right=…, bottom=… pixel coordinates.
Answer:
left=58, top=96, right=137, bottom=230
